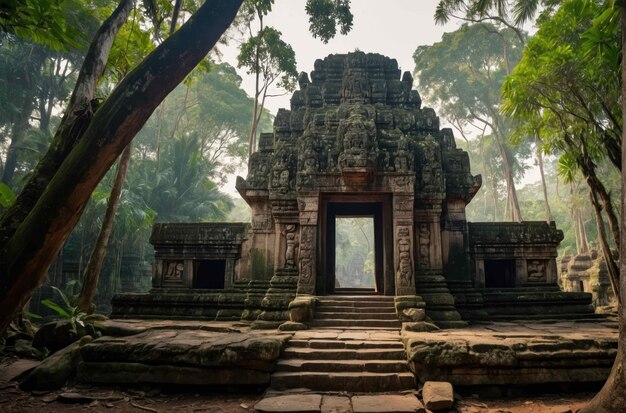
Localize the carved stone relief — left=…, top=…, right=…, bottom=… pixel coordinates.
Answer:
left=285, top=224, right=298, bottom=269
left=527, top=259, right=547, bottom=283
left=163, top=260, right=184, bottom=281
left=396, top=226, right=413, bottom=287
left=418, top=223, right=430, bottom=268
left=297, top=226, right=316, bottom=290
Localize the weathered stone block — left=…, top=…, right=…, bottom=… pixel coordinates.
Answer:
left=422, top=381, right=454, bottom=411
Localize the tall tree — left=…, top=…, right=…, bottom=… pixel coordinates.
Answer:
left=0, top=0, right=244, bottom=333
left=77, top=142, right=132, bottom=313
left=0, top=0, right=355, bottom=334
left=413, top=23, right=528, bottom=221
left=237, top=0, right=297, bottom=157
left=580, top=0, right=626, bottom=408
left=437, top=0, right=626, bottom=409
left=501, top=0, right=621, bottom=300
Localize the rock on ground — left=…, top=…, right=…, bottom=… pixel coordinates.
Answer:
left=422, top=381, right=454, bottom=411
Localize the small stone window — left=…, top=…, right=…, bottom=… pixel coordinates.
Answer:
left=484, top=259, right=516, bottom=288
left=193, top=260, right=226, bottom=289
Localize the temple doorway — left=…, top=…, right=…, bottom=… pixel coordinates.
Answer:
left=319, top=197, right=394, bottom=296
left=334, top=216, right=376, bottom=290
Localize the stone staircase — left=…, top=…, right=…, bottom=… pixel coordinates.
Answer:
left=270, top=295, right=415, bottom=393
left=310, top=295, right=402, bottom=329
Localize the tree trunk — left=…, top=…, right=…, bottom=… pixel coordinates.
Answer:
left=0, top=0, right=134, bottom=248
left=580, top=5, right=626, bottom=410
left=2, top=90, right=36, bottom=185
left=589, top=189, right=620, bottom=301
left=494, top=133, right=522, bottom=222
left=247, top=13, right=264, bottom=158
left=573, top=208, right=589, bottom=254
left=536, top=144, right=552, bottom=222
left=77, top=142, right=132, bottom=313
left=582, top=160, right=620, bottom=252
left=0, top=0, right=244, bottom=334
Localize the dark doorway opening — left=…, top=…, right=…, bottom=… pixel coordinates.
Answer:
left=193, top=260, right=226, bottom=289
left=484, top=259, right=516, bottom=288
left=325, top=202, right=385, bottom=295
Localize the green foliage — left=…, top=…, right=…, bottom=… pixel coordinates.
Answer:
left=335, top=217, right=375, bottom=289
left=0, top=182, right=15, bottom=207
left=501, top=0, right=621, bottom=184
left=414, top=23, right=530, bottom=220
left=41, top=286, right=87, bottom=331
left=305, top=0, right=353, bottom=44
left=434, top=0, right=553, bottom=26
left=105, top=8, right=156, bottom=81
left=237, top=26, right=298, bottom=92
left=0, top=0, right=94, bottom=50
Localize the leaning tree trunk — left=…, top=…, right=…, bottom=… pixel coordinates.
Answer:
left=0, top=0, right=134, bottom=248
left=589, top=189, right=620, bottom=301
left=77, top=142, right=132, bottom=313
left=580, top=5, right=626, bottom=410
left=584, top=165, right=621, bottom=253
left=0, top=0, right=244, bottom=334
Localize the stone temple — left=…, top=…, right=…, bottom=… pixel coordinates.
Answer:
left=112, top=52, right=594, bottom=327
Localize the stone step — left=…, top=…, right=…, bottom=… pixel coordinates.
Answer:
left=309, top=319, right=401, bottom=328
left=319, top=295, right=394, bottom=302
left=288, top=339, right=404, bottom=349
left=333, top=288, right=378, bottom=294
left=282, top=347, right=406, bottom=360
left=312, top=326, right=403, bottom=331
left=271, top=371, right=416, bottom=392
left=315, top=311, right=398, bottom=320
left=276, top=359, right=409, bottom=373
left=316, top=303, right=396, bottom=311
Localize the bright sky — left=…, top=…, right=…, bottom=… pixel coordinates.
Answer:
left=219, top=0, right=460, bottom=114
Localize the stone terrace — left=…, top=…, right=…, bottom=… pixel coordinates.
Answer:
left=65, top=318, right=618, bottom=395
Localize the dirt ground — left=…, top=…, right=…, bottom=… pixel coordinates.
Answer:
left=0, top=383, right=593, bottom=413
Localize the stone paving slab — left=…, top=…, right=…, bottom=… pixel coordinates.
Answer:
left=0, top=359, right=40, bottom=387
left=255, top=394, right=425, bottom=413
left=351, top=395, right=424, bottom=413
left=255, top=394, right=323, bottom=413
left=321, top=395, right=352, bottom=413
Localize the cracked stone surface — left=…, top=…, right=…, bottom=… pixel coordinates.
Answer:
left=403, top=320, right=617, bottom=386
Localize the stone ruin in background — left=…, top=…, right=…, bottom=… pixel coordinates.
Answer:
left=112, top=52, right=595, bottom=326
left=559, top=250, right=617, bottom=308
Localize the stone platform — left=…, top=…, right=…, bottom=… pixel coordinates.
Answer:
left=70, top=318, right=617, bottom=392
left=77, top=319, right=291, bottom=387
left=403, top=319, right=618, bottom=387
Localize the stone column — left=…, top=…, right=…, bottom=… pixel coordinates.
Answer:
left=441, top=198, right=469, bottom=281
left=296, top=195, right=319, bottom=295
left=248, top=199, right=275, bottom=281
left=391, top=177, right=416, bottom=296
left=414, top=208, right=443, bottom=271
